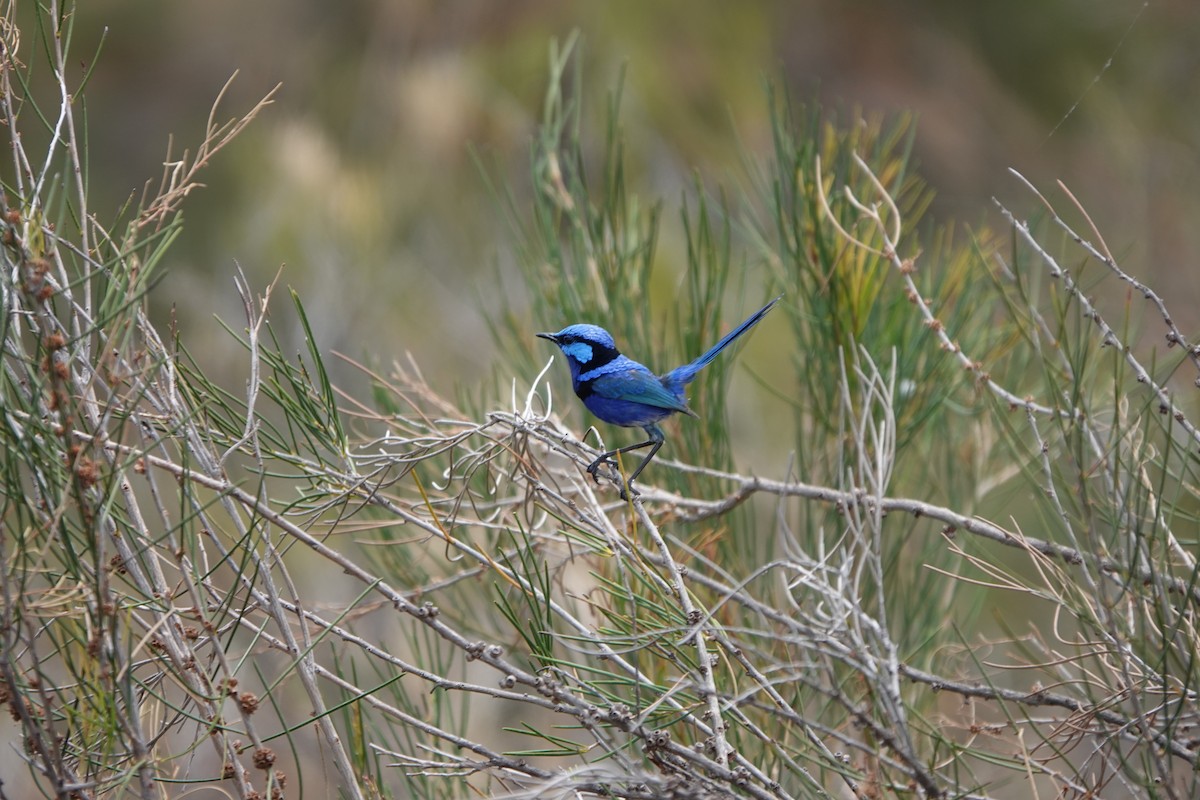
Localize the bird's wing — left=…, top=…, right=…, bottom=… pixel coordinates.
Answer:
left=589, top=368, right=691, bottom=414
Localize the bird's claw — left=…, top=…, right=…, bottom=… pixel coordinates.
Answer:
left=586, top=457, right=638, bottom=499
left=586, top=459, right=606, bottom=484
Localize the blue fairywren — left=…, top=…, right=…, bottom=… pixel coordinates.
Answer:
left=538, top=295, right=781, bottom=496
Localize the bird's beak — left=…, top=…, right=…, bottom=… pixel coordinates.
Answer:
left=536, top=332, right=557, bottom=343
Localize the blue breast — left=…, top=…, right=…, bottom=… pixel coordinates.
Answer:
left=582, top=393, right=675, bottom=428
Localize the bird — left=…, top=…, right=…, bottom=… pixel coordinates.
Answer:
left=537, top=294, right=781, bottom=497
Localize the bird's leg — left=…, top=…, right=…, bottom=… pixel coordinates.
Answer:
left=586, top=425, right=665, bottom=498
left=627, top=437, right=664, bottom=485
left=586, top=440, right=653, bottom=480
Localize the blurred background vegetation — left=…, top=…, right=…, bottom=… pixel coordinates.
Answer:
left=71, top=0, right=1196, bottom=381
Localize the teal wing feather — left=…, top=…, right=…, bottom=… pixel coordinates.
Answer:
left=591, top=369, right=693, bottom=414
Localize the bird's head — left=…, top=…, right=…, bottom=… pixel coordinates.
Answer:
left=537, top=324, right=620, bottom=380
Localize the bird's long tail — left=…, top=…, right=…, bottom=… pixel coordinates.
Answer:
left=664, top=294, right=782, bottom=386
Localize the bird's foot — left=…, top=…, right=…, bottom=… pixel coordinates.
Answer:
left=586, top=455, right=616, bottom=483
left=585, top=461, right=605, bottom=486
left=586, top=457, right=638, bottom=500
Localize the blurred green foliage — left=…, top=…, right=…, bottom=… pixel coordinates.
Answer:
left=46, top=1, right=1194, bottom=387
